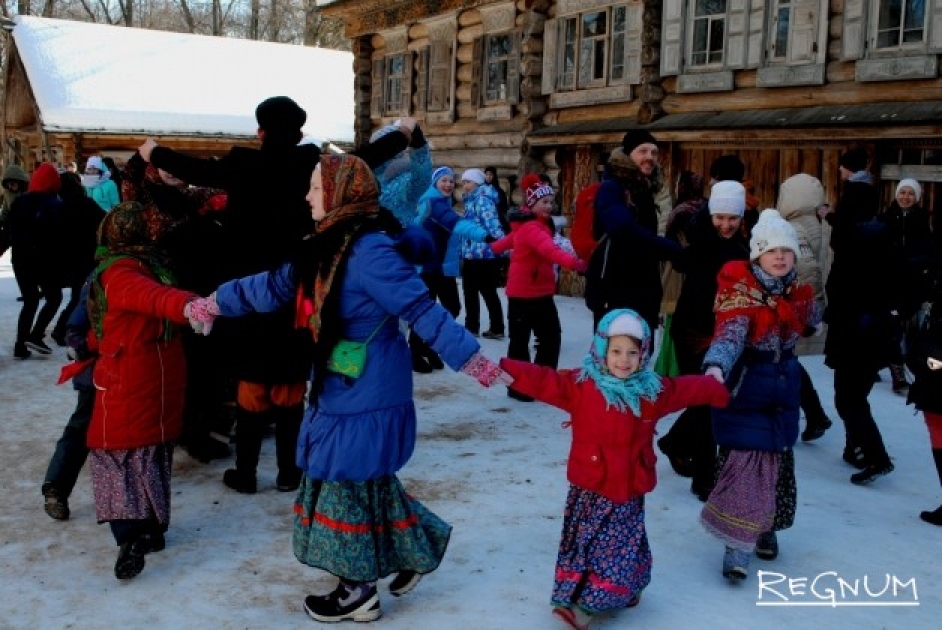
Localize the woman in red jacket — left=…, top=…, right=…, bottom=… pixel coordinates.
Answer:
left=85, top=201, right=199, bottom=580
left=489, top=174, right=587, bottom=401
left=501, top=309, right=728, bottom=629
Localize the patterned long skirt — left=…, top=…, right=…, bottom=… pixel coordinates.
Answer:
left=90, top=443, right=173, bottom=525
left=551, top=485, right=650, bottom=613
left=700, top=447, right=796, bottom=551
left=293, top=475, right=451, bottom=583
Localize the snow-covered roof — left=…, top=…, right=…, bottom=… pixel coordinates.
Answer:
left=10, top=16, right=355, bottom=144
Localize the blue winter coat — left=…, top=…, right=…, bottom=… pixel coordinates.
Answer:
left=214, top=231, right=480, bottom=481
left=414, top=195, right=486, bottom=274
left=460, top=184, right=504, bottom=260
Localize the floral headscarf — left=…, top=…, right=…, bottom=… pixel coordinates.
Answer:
left=87, top=201, right=177, bottom=340
left=301, top=154, right=382, bottom=341
left=577, top=308, right=664, bottom=414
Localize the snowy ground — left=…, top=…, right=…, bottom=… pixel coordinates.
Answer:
left=1, top=249, right=939, bottom=629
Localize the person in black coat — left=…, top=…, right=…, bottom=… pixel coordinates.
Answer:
left=658, top=181, right=750, bottom=500
left=822, top=148, right=902, bottom=484
left=50, top=172, right=106, bottom=346
left=138, top=97, right=413, bottom=494
left=1, top=163, right=67, bottom=358
left=584, top=130, right=683, bottom=331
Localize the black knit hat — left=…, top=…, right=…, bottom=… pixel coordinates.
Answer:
left=622, top=129, right=658, bottom=154
left=255, top=96, right=307, bottom=134
left=709, top=155, right=745, bottom=182
left=839, top=148, right=869, bottom=173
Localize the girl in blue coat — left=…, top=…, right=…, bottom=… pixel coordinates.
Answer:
left=409, top=165, right=490, bottom=371
left=700, top=209, right=820, bottom=582
left=185, top=154, right=506, bottom=623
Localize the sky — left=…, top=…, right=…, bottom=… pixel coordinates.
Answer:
left=0, top=251, right=939, bottom=629
left=12, top=16, right=355, bottom=144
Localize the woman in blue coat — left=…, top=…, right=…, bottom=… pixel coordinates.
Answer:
left=186, top=154, right=505, bottom=623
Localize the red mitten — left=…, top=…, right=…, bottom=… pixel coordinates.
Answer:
left=460, top=352, right=511, bottom=387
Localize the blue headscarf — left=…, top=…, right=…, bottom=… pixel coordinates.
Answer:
left=577, top=309, right=664, bottom=414
left=415, top=166, right=455, bottom=225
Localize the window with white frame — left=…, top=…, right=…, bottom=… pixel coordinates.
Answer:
left=689, top=0, right=727, bottom=67
left=551, top=3, right=641, bottom=91
left=874, top=0, right=926, bottom=49
left=766, top=0, right=822, bottom=65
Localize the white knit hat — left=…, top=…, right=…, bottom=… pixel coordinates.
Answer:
left=461, top=168, right=486, bottom=185
left=708, top=180, right=746, bottom=216
left=896, top=178, right=922, bottom=203
left=750, top=209, right=801, bottom=261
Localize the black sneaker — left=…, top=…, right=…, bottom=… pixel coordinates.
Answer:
left=50, top=330, right=67, bottom=347
left=42, top=486, right=70, bottom=521
left=25, top=337, right=53, bottom=355
left=481, top=330, right=505, bottom=340
left=755, top=531, right=779, bottom=560
left=388, top=570, right=422, bottom=596
left=114, top=537, right=147, bottom=580
left=850, top=461, right=894, bottom=485
left=223, top=469, right=257, bottom=494
left=304, top=581, right=381, bottom=623
left=920, top=505, right=942, bottom=526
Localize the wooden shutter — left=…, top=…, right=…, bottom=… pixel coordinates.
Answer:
left=542, top=18, right=558, bottom=94
left=506, top=31, right=521, bottom=104
left=746, top=0, right=766, bottom=67
left=370, top=59, right=384, bottom=119
left=841, top=0, right=868, bottom=60
left=787, top=0, right=818, bottom=64
left=470, top=36, right=484, bottom=108
left=400, top=51, right=413, bottom=116
left=429, top=41, right=453, bottom=111
left=626, top=2, right=643, bottom=83
left=416, top=47, right=429, bottom=113
left=929, top=0, right=942, bottom=51
left=661, top=0, right=684, bottom=76
left=726, top=0, right=750, bottom=69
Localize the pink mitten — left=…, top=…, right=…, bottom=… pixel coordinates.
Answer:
left=184, top=293, right=221, bottom=335
left=460, top=352, right=511, bottom=388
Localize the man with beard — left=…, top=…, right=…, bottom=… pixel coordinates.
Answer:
left=584, top=129, right=684, bottom=331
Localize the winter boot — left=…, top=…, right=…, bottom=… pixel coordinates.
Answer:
left=722, top=546, right=750, bottom=581
left=850, top=460, right=895, bottom=485
left=409, top=332, right=434, bottom=374
left=223, top=408, right=266, bottom=494
left=114, top=535, right=148, bottom=580
left=25, top=336, right=53, bottom=355
left=921, top=449, right=942, bottom=525
left=42, top=484, right=70, bottom=521
left=890, top=363, right=910, bottom=394
left=755, top=531, right=779, bottom=560
left=842, top=444, right=867, bottom=469
left=274, top=405, right=303, bottom=492
left=304, top=580, right=381, bottom=623
left=801, top=414, right=833, bottom=442
left=13, top=341, right=31, bottom=360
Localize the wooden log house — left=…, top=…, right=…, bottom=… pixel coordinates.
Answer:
left=322, top=0, right=942, bottom=297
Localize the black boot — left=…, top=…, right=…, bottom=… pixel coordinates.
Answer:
left=409, top=331, right=434, bottom=374
left=223, top=408, right=265, bottom=494
left=921, top=449, right=942, bottom=525
left=274, top=405, right=303, bottom=492
left=114, top=535, right=148, bottom=579
left=890, top=364, right=910, bottom=394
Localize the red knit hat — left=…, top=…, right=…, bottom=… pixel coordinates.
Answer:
left=28, top=163, right=61, bottom=194
left=521, top=173, right=553, bottom=208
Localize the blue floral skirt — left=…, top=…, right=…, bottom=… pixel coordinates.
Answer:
left=551, top=485, right=651, bottom=613
left=293, top=475, right=451, bottom=582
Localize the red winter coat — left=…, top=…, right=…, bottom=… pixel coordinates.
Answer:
left=87, top=259, right=197, bottom=450
left=489, top=215, right=586, bottom=298
left=501, top=359, right=730, bottom=503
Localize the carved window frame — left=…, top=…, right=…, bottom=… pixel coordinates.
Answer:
left=552, top=0, right=639, bottom=92
left=376, top=26, right=411, bottom=118
left=420, top=14, right=457, bottom=120
left=687, top=0, right=729, bottom=69
left=476, top=2, right=520, bottom=121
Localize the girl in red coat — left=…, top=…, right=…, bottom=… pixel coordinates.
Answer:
left=500, top=309, right=729, bottom=629
left=489, top=174, right=587, bottom=401
left=85, top=201, right=199, bottom=580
